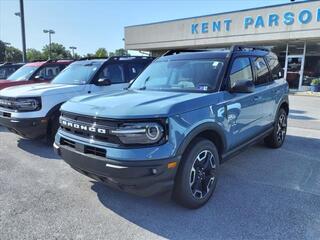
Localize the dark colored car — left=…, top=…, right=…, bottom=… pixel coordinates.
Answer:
left=54, top=46, right=289, bottom=208
left=0, top=60, right=72, bottom=90
left=0, top=63, right=24, bottom=80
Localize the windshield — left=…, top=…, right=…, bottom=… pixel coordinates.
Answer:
left=130, top=59, right=224, bottom=92
left=52, top=63, right=100, bottom=85
left=7, top=65, right=37, bottom=81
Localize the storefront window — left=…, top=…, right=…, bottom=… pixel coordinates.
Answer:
left=303, top=42, right=320, bottom=87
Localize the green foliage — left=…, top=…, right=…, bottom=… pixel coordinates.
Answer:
left=114, top=48, right=130, bottom=56
left=0, top=40, right=5, bottom=62
left=42, top=43, right=72, bottom=60
left=27, top=48, right=44, bottom=61
left=311, top=78, right=320, bottom=85
left=95, top=48, right=108, bottom=57
left=5, top=46, right=23, bottom=62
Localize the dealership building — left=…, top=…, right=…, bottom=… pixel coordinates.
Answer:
left=125, top=0, right=320, bottom=90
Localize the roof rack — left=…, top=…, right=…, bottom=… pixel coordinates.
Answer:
left=231, top=45, right=269, bottom=53
left=163, top=49, right=210, bottom=56
left=78, top=56, right=154, bottom=61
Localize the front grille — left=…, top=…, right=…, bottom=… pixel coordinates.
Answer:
left=60, top=137, right=76, bottom=148
left=60, top=112, right=122, bottom=145
left=60, top=137, right=106, bottom=157
left=84, top=145, right=106, bottom=157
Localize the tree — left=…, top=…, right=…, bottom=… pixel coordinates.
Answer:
left=27, top=48, right=44, bottom=61
left=95, top=48, right=108, bottom=57
left=0, top=41, right=5, bottom=62
left=114, top=48, right=130, bottom=56
left=42, top=42, right=72, bottom=60
left=5, top=46, right=23, bottom=62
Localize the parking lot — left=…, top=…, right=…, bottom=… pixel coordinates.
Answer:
left=0, top=94, right=319, bottom=240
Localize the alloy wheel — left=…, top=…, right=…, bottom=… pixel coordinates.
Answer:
left=189, top=150, right=217, bottom=199
left=276, top=112, right=287, bottom=143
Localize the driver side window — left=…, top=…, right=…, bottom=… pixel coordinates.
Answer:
left=229, top=58, right=253, bottom=88
left=98, top=64, right=124, bottom=84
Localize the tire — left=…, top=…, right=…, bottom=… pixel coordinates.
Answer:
left=46, top=111, right=60, bottom=145
left=264, top=108, right=288, bottom=148
left=172, top=138, right=220, bottom=209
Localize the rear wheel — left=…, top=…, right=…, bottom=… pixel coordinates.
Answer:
left=264, top=108, right=287, bottom=148
left=173, top=138, right=219, bottom=209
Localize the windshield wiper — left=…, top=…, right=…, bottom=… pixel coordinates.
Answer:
left=138, top=76, right=150, bottom=90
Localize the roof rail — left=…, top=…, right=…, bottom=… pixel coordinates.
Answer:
left=231, top=45, right=269, bottom=53
left=163, top=49, right=210, bottom=56
left=78, top=56, right=154, bottom=61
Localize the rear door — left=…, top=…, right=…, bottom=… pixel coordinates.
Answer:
left=251, top=56, right=274, bottom=129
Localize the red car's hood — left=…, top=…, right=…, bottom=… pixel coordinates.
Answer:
left=0, top=79, right=28, bottom=90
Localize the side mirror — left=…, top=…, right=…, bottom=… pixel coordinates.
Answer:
left=96, top=78, right=111, bottom=86
left=230, top=80, right=255, bottom=93
left=34, top=75, right=45, bottom=81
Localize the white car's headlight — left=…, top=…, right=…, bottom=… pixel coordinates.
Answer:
left=2, top=97, right=42, bottom=112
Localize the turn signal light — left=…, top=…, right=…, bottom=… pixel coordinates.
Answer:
left=167, top=162, right=177, bottom=169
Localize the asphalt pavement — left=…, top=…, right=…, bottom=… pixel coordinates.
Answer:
left=0, top=95, right=319, bottom=240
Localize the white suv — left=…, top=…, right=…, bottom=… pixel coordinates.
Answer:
left=0, top=56, right=154, bottom=143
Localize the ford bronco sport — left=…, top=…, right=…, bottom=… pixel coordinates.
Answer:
left=0, top=60, right=72, bottom=90
left=0, top=56, right=153, bottom=143
left=54, top=46, right=289, bottom=208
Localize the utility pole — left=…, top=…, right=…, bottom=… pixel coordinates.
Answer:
left=69, top=46, right=77, bottom=59
left=43, top=29, right=55, bottom=59
left=14, top=0, right=27, bottom=62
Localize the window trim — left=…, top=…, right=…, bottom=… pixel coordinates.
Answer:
left=251, top=56, right=273, bottom=87
left=227, top=56, right=254, bottom=90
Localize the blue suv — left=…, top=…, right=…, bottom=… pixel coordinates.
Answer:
left=54, top=46, right=289, bottom=208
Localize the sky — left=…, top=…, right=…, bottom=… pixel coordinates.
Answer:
left=0, top=0, right=305, bottom=55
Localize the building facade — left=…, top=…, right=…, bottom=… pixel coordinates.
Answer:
left=125, top=1, right=320, bottom=90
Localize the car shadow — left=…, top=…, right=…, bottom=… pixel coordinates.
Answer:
left=17, top=138, right=61, bottom=160
left=88, top=134, right=320, bottom=240
left=289, top=109, right=306, bottom=114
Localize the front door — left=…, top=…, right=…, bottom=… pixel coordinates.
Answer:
left=285, top=55, right=304, bottom=90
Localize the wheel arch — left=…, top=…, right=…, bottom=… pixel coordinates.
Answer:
left=176, top=122, right=227, bottom=162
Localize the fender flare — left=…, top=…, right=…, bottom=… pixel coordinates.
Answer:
left=176, top=122, right=227, bottom=158
left=45, top=102, right=65, bottom=120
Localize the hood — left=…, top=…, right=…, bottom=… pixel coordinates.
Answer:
left=0, top=83, right=85, bottom=98
left=0, top=79, right=29, bottom=90
left=62, top=90, right=220, bottom=119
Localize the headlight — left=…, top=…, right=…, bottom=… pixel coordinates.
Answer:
left=111, top=122, right=165, bottom=145
left=0, top=97, right=42, bottom=112
left=15, top=98, right=41, bottom=112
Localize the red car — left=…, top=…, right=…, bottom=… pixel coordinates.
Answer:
left=0, top=60, right=72, bottom=90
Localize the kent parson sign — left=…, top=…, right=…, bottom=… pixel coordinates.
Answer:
left=191, top=8, right=320, bottom=34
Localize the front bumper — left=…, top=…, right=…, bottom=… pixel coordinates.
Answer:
left=0, top=111, right=48, bottom=139
left=54, top=142, right=179, bottom=197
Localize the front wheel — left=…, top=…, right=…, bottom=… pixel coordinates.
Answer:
left=264, top=108, right=288, bottom=148
left=172, top=138, right=219, bottom=209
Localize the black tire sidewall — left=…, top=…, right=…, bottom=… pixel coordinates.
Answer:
left=173, top=138, right=220, bottom=209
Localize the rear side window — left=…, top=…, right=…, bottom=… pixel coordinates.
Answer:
left=99, top=64, right=124, bottom=84
left=265, top=54, right=282, bottom=80
left=36, top=65, right=63, bottom=80
left=126, top=62, right=148, bottom=81
left=229, top=57, right=253, bottom=88
left=252, top=57, right=271, bottom=85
